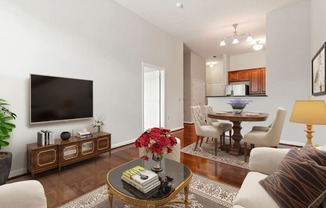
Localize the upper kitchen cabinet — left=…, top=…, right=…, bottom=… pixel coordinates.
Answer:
left=228, top=70, right=249, bottom=82
left=228, top=67, right=266, bottom=95
left=249, top=68, right=265, bottom=94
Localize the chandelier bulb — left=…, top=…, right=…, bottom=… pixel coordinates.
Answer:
left=246, top=34, right=253, bottom=42
left=253, top=40, right=263, bottom=51
left=232, top=37, right=239, bottom=44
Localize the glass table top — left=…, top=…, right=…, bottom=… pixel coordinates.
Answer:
left=107, top=158, right=191, bottom=200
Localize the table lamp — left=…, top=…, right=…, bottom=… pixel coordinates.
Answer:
left=290, top=100, right=326, bottom=145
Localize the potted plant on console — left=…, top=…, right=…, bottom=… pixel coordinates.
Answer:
left=0, top=99, right=16, bottom=185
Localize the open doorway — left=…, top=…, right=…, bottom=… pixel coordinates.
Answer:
left=142, top=63, right=165, bottom=131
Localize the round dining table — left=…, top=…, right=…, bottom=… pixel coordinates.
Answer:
left=208, top=111, right=269, bottom=156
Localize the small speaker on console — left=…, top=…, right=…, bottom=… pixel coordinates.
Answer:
left=60, top=131, right=71, bottom=140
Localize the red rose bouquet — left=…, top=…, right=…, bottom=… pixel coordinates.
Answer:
left=135, top=127, right=177, bottom=161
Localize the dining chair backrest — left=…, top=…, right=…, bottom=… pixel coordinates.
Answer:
left=202, top=105, right=217, bottom=124
left=263, top=107, right=287, bottom=146
left=190, top=106, right=206, bottom=136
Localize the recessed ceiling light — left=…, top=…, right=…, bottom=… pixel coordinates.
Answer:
left=176, top=3, right=183, bottom=8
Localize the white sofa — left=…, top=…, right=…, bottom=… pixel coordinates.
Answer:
left=0, top=180, right=47, bottom=208
left=233, top=146, right=326, bottom=208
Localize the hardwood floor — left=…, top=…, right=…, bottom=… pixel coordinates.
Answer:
left=10, top=124, right=249, bottom=207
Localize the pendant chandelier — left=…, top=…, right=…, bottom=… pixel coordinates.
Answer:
left=219, top=24, right=263, bottom=51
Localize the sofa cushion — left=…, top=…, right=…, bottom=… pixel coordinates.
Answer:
left=233, top=172, right=280, bottom=208
left=259, top=147, right=326, bottom=208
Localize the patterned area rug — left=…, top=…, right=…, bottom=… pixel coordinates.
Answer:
left=59, top=174, right=238, bottom=208
left=181, top=140, right=249, bottom=169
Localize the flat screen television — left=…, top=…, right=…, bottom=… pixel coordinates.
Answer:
left=30, top=74, right=93, bottom=124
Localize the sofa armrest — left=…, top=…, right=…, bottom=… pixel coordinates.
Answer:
left=249, top=147, right=290, bottom=175
left=0, top=180, right=47, bottom=208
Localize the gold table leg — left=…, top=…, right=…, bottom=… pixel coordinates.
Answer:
left=108, top=189, right=113, bottom=208
left=184, top=184, right=190, bottom=208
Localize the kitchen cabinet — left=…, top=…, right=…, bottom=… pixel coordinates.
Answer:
left=228, top=72, right=238, bottom=82
left=228, top=67, right=266, bottom=95
left=249, top=68, right=266, bottom=94
left=228, top=70, right=249, bottom=82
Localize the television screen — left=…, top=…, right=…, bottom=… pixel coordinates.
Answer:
left=30, top=74, right=93, bottom=124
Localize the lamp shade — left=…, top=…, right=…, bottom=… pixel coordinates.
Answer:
left=290, top=100, right=326, bottom=125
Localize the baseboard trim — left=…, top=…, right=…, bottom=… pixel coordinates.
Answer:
left=9, top=169, right=26, bottom=179
left=170, top=126, right=184, bottom=132
left=112, top=127, right=184, bottom=149
left=279, top=140, right=304, bottom=147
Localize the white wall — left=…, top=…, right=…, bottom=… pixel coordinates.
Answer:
left=190, top=52, right=206, bottom=81
left=206, top=62, right=226, bottom=96
left=183, top=51, right=206, bottom=122
left=206, top=63, right=224, bottom=84
left=310, top=0, right=326, bottom=144
left=209, top=1, right=312, bottom=146
left=184, top=51, right=191, bottom=122
left=0, top=0, right=183, bottom=177
left=229, top=51, right=266, bottom=70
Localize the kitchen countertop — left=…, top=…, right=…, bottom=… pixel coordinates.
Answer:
left=206, top=94, right=268, bottom=98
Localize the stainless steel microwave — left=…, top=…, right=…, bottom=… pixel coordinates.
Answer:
left=232, top=84, right=249, bottom=96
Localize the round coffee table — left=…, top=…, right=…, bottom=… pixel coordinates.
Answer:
left=106, top=158, right=193, bottom=208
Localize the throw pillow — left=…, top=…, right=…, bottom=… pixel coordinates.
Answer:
left=300, top=145, right=326, bottom=166
left=259, top=148, right=326, bottom=208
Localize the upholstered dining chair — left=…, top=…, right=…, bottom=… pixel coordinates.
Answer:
left=190, top=106, right=224, bottom=156
left=243, top=107, right=287, bottom=162
left=202, top=105, right=233, bottom=146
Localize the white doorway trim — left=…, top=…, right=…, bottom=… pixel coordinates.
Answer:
left=142, top=62, right=165, bottom=131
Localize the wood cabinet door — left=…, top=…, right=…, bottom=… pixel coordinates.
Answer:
left=260, top=68, right=266, bottom=93
left=97, top=136, right=110, bottom=154
left=228, top=71, right=238, bottom=82
left=59, top=143, right=79, bottom=164
left=249, top=69, right=261, bottom=94
left=249, top=68, right=266, bottom=94
left=34, top=147, right=58, bottom=170
left=237, top=70, right=249, bottom=81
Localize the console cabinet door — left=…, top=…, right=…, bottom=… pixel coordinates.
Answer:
left=80, top=140, right=96, bottom=158
left=59, top=143, right=79, bottom=164
left=27, top=145, right=58, bottom=177
left=97, top=136, right=111, bottom=154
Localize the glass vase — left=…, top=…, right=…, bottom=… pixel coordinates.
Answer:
left=97, top=126, right=101, bottom=133
left=151, top=153, right=163, bottom=173
left=233, top=108, right=244, bottom=114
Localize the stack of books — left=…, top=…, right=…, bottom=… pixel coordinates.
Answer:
left=121, top=166, right=160, bottom=194
left=76, top=131, right=92, bottom=138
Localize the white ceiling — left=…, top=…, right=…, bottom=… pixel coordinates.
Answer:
left=113, top=0, right=306, bottom=62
